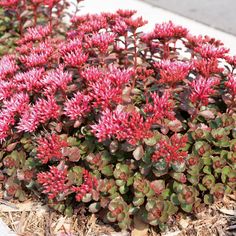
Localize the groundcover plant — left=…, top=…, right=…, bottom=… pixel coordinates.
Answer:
left=0, top=0, right=236, bottom=231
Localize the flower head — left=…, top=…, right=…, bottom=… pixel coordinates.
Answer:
left=144, top=91, right=175, bottom=125
left=36, top=134, right=68, bottom=164
left=194, top=44, right=229, bottom=59
left=142, top=21, right=188, bottom=42
left=0, top=55, right=18, bottom=80
left=225, top=75, right=236, bottom=95
left=71, top=169, right=98, bottom=202
left=64, top=92, right=91, bottom=120
left=91, top=107, right=151, bottom=145
left=18, top=25, right=52, bottom=44
left=17, top=96, right=60, bottom=132
left=154, top=60, right=191, bottom=84
left=152, top=134, right=188, bottom=163
left=37, top=166, right=69, bottom=199
left=86, top=32, right=116, bottom=54
left=190, top=76, right=220, bottom=105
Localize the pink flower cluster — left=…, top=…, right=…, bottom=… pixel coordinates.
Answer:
left=0, top=0, right=19, bottom=8
left=36, top=134, right=68, bottom=164
left=152, top=134, right=188, bottom=164
left=81, top=65, right=132, bottom=109
left=144, top=91, right=175, bottom=124
left=0, top=93, right=29, bottom=141
left=37, top=166, right=69, bottom=199
left=85, top=32, right=116, bottom=54
left=190, top=76, right=220, bottom=105
left=154, top=60, right=191, bottom=84
left=17, top=96, right=60, bottom=132
left=142, top=21, right=188, bottom=42
left=37, top=166, right=97, bottom=201
left=0, top=55, right=18, bottom=80
left=64, top=92, right=91, bottom=120
left=71, top=169, right=98, bottom=202
left=91, top=107, right=152, bottom=145
left=225, top=75, right=236, bottom=96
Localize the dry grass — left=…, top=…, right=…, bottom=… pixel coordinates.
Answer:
left=0, top=194, right=235, bottom=236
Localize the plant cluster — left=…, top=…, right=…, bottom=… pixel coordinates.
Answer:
left=0, top=3, right=236, bottom=231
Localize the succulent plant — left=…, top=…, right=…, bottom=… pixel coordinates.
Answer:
left=107, top=196, right=131, bottom=229
left=0, top=1, right=235, bottom=232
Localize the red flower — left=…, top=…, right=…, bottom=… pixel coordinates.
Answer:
left=41, top=66, right=72, bottom=95
left=17, top=96, right=60, bottom=132
left=142, top=21, right=188, bottom=42
left=116, top=9, right=137, bottom=18
left=125, top=16, right=148, bottom=30
left=193, top=59, right=224, bottom=78
left=152, top=134, right=188, bottom=163
left=225, top=75, right=236, bottom=95
left=59, top=38, right=82, bottom=55
left=76, top=14, right=108, bottom=33
left=2, top=92, right=29, bottom=115
left=86, top=32, right=116, bottom=54
left=36, top=134, right=68, bottom=164
left=64, top=92, right=91, bottom=120
left=18, top=25, right=52, bottom=44
left=91, top=107, right=151, bottom=145
left=194, top=44, right=229, bottom=59
left=144, top=91, right=175, bottom=125
left=0, top=55, right=18, bottom=80
left=112, top=19, right=128, bottom=35
left=85, top=66, right=132, bottom=109
left=19, top=42, right=53, bottom=68
left=154, top=60, right=191, bottom=84
left=0, top=81, right=15, bottom=101
left=0, top=0, right=18, bottom=8
left=62, top=49, right=88, bottom=68
left=37, top=166, right=69, bottom=199
left=190, top=76, right=220, bottom=105
left=136, top=67, right=154, bottom=81
left=13, top=68, right=45, bottom=93
left=71, top=169, right=98, bottom=202
left=0, top=112, right=15, bottom=142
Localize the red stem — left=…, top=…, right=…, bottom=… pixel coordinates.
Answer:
left=132, top=31, right=138, bottom=89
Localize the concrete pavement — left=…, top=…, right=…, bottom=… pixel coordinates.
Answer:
left=142, top=0, right=236, bottom=36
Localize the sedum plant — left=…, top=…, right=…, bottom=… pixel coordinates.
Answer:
left=0, top=2, right=236, bottom=231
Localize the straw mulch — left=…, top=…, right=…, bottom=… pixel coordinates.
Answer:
left=0, top=193, right=235, bottom=236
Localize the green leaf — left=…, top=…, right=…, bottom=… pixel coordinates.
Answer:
left=187, top=174, right=199, bottom=185
left=126, top=177, right=134, bottom=186
left=202, top=156, right=212, bottom=165
left=115, top=179, right=126, bottom=187
left=203, top=166, right=212, bottom=175
left=144, top=136, right=157, bottom=146
left=172, top=181, right=183, bottom=193
left=204, top=194, right=213, bottom=205
left=119, top=185, right=129, bottom=194
left=181, top=203, right=193, bottom=213
left=133, top=197, right=145, bottom=206
left=107, top=212, right=117, bottom=223
left=65, top=206, right=73, bottom=217
left=101, top=165, right=113, bottom=176
left=161, top=188, right=171, bottom=199
left=198, top=183, right=207, bottom=191
left=170, top=193, right=180, bottom=205
left=222, top=166, right=231, bottom=175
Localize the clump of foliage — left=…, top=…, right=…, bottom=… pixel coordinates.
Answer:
left=0, top=1, right=236, bottom=231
